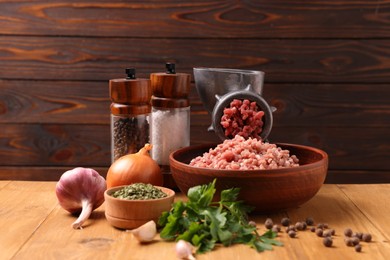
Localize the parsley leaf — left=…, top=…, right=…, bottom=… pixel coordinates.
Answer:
left=187, top=178, right=216, bottom=208
left=159, top=200, right=186, bottom=240
left=158, top=179, right=283, bottom=255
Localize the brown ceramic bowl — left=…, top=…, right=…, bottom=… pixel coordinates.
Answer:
left=104, top=185, right=175, bottom=229
left=170, top=143, right=328, bottom=213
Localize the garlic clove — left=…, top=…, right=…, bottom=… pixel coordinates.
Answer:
left=175, top=240, right=196, bottom=260
left=129, top=220, right=157, bottom=243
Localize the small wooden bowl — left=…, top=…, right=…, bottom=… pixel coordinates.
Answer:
left=170, top=143, right=328, bottom=213
left=104, top=185, right=175, bottom=229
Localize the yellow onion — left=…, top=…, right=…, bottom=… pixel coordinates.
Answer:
left=106, top=144, right=163, bottom=188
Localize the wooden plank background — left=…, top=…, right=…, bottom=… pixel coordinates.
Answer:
left=0, top=0, right=389, bottom=183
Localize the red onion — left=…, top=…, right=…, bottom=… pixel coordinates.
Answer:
left=55, top=167, right=106, bottom=229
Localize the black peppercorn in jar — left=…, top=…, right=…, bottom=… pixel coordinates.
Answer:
left=109, top=68, right=152, bottom=162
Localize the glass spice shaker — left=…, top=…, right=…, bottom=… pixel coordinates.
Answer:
left=150, top=63, right=191, bottom=187
left=109, top=68, right=152, bottom=162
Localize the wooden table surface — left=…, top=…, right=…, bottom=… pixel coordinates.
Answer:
left=1, top=181, right=389, bottom=260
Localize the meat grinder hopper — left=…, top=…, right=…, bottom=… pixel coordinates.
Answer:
left=193, top=67, right=274, bottom=141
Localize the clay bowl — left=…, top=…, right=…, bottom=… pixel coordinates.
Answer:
left=170, top=143, right=328, bottom=213
left=104, top=185, right=175, bottom=229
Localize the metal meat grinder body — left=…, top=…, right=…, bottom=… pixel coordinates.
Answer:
left=193, top=67, right=274, bottom=141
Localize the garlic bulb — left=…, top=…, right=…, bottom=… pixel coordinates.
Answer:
left=55, top=167, right=106, bottom=229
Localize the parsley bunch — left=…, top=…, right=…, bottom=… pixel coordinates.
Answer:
left=158, top=179, right=282, bottom=254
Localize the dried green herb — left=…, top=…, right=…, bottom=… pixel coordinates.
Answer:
left=112, top=183, right=167, bottom=200
left=158, top=179, right=282, bottom=254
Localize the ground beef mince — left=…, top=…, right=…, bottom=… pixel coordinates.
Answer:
left=220, top=99, right=265, bottom=139
left=189, top=135, right=299, bottom=170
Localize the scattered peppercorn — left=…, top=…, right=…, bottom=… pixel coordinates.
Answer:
left=286, top=225, right=296, bottom=232
left=352, top=232, right=363, bottom=239
left=301, top=222, right=307, bottom=230
left=275, top=217, right=373, bottom=252
left=362, top=233, right=372, bottom=242
left=353, top=232, right=363, bottom=240
left=355, top=244, right=362, bottom=252
left=272, top=224, right=281, bottom=233
left=345, top=238, right=354, bottom=247
left=323, top=223, right=329, bottom=229
left=351, top=237, right=360, bottom=246
left=323, top=236, right=333, bottom=247
left=281, top=217, right=290, bottom=227
left=317, top=223, right=325, bottom=229
left=295, top=222, right=304, bottom=231
left=316, top=228, right=323, bottom=237
left=265, top=218, right=273, bottom=229
left=316, top=228, right=324, bottom=237
left=344, top=228, right=353, bottom=237
left=288, top=230, right=297, bottom=238
left=248, top=221, right=256, bottom=227
left=305, top=217, right=314, bottom=226
left=323, top=230, right=332, bottom=237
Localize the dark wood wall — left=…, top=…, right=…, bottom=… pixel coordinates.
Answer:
left=0, top=1, right=389, bottom=183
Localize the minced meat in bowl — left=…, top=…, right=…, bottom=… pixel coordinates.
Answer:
left=189, top=135, right=299, bottom=170
left=169, top=136, right=328, bottom=212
